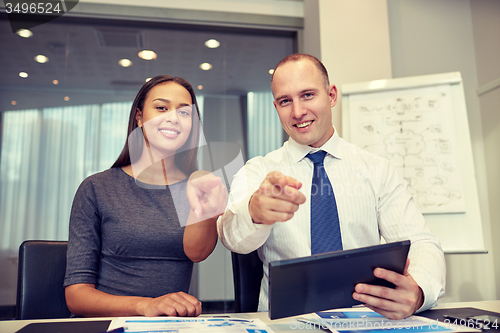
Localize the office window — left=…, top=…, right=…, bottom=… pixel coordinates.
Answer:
left=247, top=91, right=283, bottom=159
left=0, top=103, right=128, bottom=245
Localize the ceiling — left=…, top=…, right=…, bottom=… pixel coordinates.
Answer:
left=0, top=12, right=295, bottom=111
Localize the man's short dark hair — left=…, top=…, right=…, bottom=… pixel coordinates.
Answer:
left=271, top=53, right=330, bottom=88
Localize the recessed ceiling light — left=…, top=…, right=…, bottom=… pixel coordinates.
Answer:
left=53, top=80, right=59, bottom=85
left=19, top=72, right=28, bottom=78
left=269, top=69, right=275, bottom=74
left=64, top=96, right=70, bottom=101
left=197, top=85, right=203, bottom=90
left=138, top=50, right=157, bottom=60
left=11, top=101, right=17, bottom=105
left=34, top=55, right=49, bottom=63
left=16, top=29, right=32, bottom=38
left=204, top=39, right=220, bottom=49
left=118, top=59, right=133, bottom=67
left=199, top=63, right=213, bottom=71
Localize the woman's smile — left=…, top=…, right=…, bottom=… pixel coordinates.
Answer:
left=159, top=126, right=181, bottom=139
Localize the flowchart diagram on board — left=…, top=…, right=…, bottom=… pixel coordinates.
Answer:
left=347, top=84, right=465, bottom=214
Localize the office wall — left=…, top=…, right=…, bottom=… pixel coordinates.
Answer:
left=470, top=0, right=500, bottom=299
left=316, top=0, right=393, bottom=137
left=315, top=0, right=497, bottom=303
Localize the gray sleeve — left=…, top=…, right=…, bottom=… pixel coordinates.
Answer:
left=64, top=178, right=102, bottom=287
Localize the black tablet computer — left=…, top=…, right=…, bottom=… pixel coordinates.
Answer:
left=268, top=240, right=411, bottom=320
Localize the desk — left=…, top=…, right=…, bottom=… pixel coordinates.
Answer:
left=0, top=301, right=498, bottom=333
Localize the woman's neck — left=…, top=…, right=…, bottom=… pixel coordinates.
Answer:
left=122, top=153, right=186, bottom=185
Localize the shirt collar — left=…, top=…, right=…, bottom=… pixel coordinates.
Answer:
left=288, top=126, right=342, bottom=163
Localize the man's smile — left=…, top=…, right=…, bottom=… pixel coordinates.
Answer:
left=294, top=120, right=313, bottom=128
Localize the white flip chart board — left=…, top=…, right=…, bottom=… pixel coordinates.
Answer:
left=341, top=72, right=485, bottom=254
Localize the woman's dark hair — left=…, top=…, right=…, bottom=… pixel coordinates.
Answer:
left=112, top=75, right=201, bottom=176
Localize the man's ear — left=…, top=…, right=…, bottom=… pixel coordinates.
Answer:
left=329, top=84, right=338, bottom=108
left=136, top=108, right=143, bottom=127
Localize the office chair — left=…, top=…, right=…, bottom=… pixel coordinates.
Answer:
left=231, top=250, right=263, bottom=313
left=16, top=240, right=72, bottom=319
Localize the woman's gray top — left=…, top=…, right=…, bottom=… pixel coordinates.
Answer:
left=64, top=167, right=193, bottom=298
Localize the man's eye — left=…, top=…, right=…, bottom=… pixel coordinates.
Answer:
left=280, top=99, right=290, bottom=106
left=303, top=93, right=314, bottom=99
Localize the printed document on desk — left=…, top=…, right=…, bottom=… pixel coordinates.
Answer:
left=295, top=308, right=481, bottom=333
left=108, top=316, right=275, bottom=333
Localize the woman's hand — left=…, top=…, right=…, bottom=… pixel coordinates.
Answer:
left=66, top=284, right=202, bottom=317
left=186, top=170, right=227, bottom=224
left=184, top=171, right=225, bottom=262
left=138, top=291, right=202, bottom=317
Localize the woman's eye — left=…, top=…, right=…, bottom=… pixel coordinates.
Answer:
left=156, top=106, right=167, bottom=111
left=177, top=107, right=192, bottom=116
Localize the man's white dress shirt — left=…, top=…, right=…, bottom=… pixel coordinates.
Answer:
left=217, top=130, right=445, bottom=312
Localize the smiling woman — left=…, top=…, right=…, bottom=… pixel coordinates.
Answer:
left=63, top=75, right=227, bottom=318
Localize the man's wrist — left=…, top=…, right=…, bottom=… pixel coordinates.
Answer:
left=248, top=194, right=262, bottom=224
left=414, top=287, right=424, bottom=313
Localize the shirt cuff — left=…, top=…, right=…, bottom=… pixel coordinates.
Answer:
left=220, top=194, right=273, bottom=253
left=411, top=270, right=444, bottom=313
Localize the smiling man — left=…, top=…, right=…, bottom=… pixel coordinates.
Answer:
left=271, top=56, right=335, bottom=149
left=218, top=54, right=445, bottom=319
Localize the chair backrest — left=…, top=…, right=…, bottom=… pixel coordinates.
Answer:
left=16, top=240, right=71, bottom=320
left=231, top=250, right=263, bottom=313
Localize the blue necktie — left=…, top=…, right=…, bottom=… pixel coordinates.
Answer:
left=307, top=151, right=343, bottom=254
